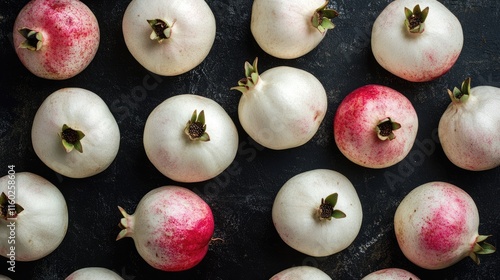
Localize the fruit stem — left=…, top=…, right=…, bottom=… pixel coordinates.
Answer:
left=317, top=193, right=346, bottom=221
left=184, top=110, right=210, bottom=141
left=469, top=235, right=496, bottom=264
left=230, top=57, right=260, bottom=94
left=0, top=192, right=24, bottom=220
left=147, top=19, right=175, bottom=43
left=447, top=77, right=471, bottom=103
left=376, top=117, right=401, bottom=141
left=18, top=28, right=43, bottom=51
left=404, top=5, right=429, bottom=33
left=116, top=206, right=134, bottom=240
left=311, top=1, right=339, bottom=34
left=59, top=124, right=85, bottom=153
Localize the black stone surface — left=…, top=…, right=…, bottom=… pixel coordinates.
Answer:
left=0, top=0, right=499, bottom=279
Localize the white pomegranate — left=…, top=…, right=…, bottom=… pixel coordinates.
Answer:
left=270, top=266, right=331, bottom=280
left=65, top=267, right=123, bottom=280
left=272, top=169, right=363, bottom=257
left=438, top=77, right=500, bottom=171
left=361, top=268, right=420, bottom=280
left=251, top=0, right=338, bottom=59
left=371, top=0, right=463, bottom=82
left=232, top=58, right=327, bottom=150
left=31, top=87, right=120, bottom=178
left=0, top=172, right=68, bottom=261
left=394, top=181, right=496, bottom=270
left=122, top=0, right=216, bottom=76
left=143, top=94, right=238, bottom=183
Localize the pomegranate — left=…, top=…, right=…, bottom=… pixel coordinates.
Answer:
left=13, top=0, right=100, bottom=80
left=361, top=268, right=420, bottom=280
left=371, top=0, right=463, bottom=82
left=116, top=186, right=214, bottom=271
left=438, top=77, right=500, bottom=171
left=270, top=266, right=331, bottom=280
left=334, top=84, right=418, bottom=168
left=394, top=181, right=496, bottom=269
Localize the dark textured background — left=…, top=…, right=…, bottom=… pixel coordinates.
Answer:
left=1, top=0, right=499, bottom=279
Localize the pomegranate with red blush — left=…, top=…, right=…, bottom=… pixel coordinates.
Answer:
left=13, top=0, right=100, bottom=80
left=333, top=84, right=418, bottom=168
left=116, top=186, right=214, bottom=271
left=394, top=181, right=495, bottom=270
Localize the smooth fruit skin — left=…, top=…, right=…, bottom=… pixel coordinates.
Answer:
left=438, top=86, right=500, bottom=171
left=143, top=94, right=238, bottom=183
left=31, top=88, right=120, bottom=178
left=119, top=186, right=214, bottom=271
left=334, top=85, right=418, bottom=168
left=251, top=0, right=327, bottom=59
left=394, top=182, right=480, bottom=270
left=13, top=0, right=100, bottom=80
left=361, top=268, right=420, bottom=280
left=122, top=0, right=216, bottom=76
left=65, top=267, right=124, bottom=280
left=371, top=0, right=463, bottom=82
left=272, top=169, right=363, bottom=257
left=238, top=66, right=327, bottom=150
left=0, top=172, right=68, bottom=261
left=270, top=266, right=332, bottom=280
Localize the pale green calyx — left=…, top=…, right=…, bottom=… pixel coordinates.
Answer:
left=311, top=1, right=339, bottom=34
left=18, top=28, right=43, bottom=51
left=230, top=57, right=260, bottom=94
left=185, top=110, right=210, bottom=141
left=60, top=124, right=85, bottom=153
left=148, top=19, right=174, bottom=42
left=318, top=193, right=346, bottom=221
left=0, top=192, right=24, bottom=220
left=376, top=117, right=401, bottom=141
left=448, top=77, right=471, bottom=103
left=116, top=206, right=132, bottom=241
left=404, top=4, right=429, bottom=33
left=469, top=235, right=496, bottom=265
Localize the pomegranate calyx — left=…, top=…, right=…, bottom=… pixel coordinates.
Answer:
left=469, top=235, right=496, bottom=264
left=318, top=193, right=346, bottom=221
left=116, top=206, right=133, bottom=241
left=0, top=192, right=24, bottom=220
left=448, top=77, right=471, bottom=103
left=60, top=124, right=85, bottom=153
left=184, top=110, right=210, bottom=141
left=147, top=19, right=174, bottom=43
left=404, top=4, right=429, bottom=34
left=311, top=1, right=339, bottom=34
left=376, top=117, right=401, bottom=141
left=231, top=57, right=260, bottom=94
left=18, top=28, right=43, bottom=51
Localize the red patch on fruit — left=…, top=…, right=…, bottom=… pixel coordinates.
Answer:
left=420, top=189, right=467, bottom=253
